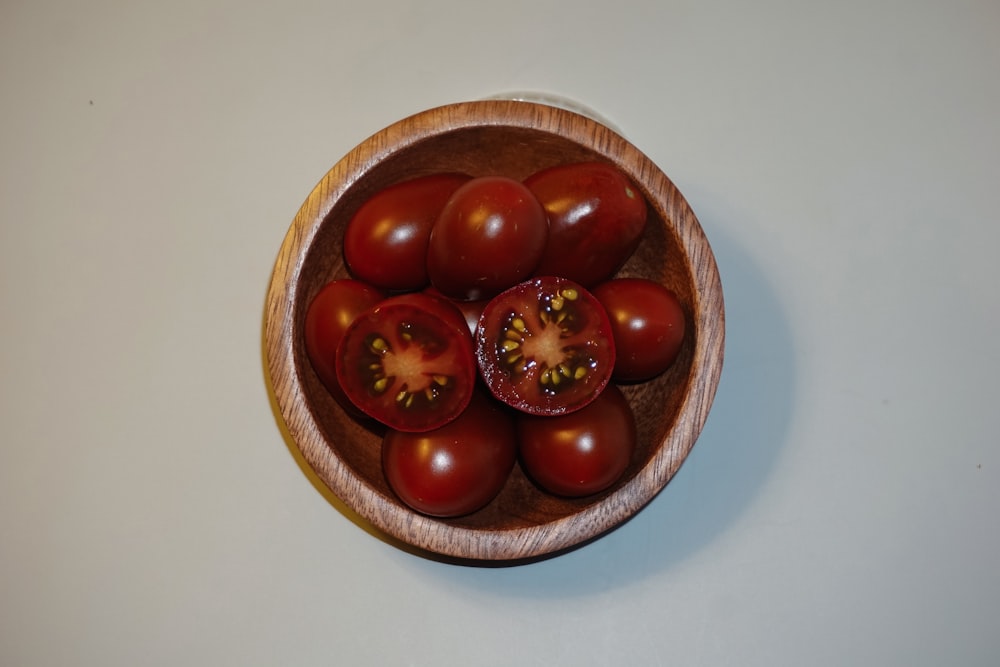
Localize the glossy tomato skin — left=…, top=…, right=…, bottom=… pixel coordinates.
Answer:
left=304, top=279, right=386, bottom=413
left=383, top=392, right=517, bottom=517
left=427, top=176, right=548, bottom=301
left=422, top=286, right=487, bottom=337
left=524, top=161, right=648, bottom=287
left=344, top=173, right=470, bottom=291
left=335, top=292, right=475, bottom=432
left=517, top=384, right=636, bottom=497
left=476, top=276, right=615, bottom=416
left=592, top=278, right=686, bottom=382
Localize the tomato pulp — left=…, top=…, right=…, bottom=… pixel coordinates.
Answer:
left=335, top=292, right=476, bottom=432
left=476, top=276, right=615, bottom=416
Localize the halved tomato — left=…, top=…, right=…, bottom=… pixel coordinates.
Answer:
left=475, top=276, right=615, bottom=416
left=336, top=292, right=475, bottom=432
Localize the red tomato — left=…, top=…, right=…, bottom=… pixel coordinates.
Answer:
left=592, top=278, right=686, bottom=382
left=427, top=176, right=548, bottom=300
left=383, top=392, right=517, bottom=517
left=304, top=279, right=385, bottom=413
left=422, top=286, right=487, bottom=336
left=335, top=292, right=475, bottom=432
left=524, top=161, right=648, bottom=287
left=517, top=384, right=636, bottom=497
left=343, top=173, right=470, bottom=291
left=476, top=276, right=615, bottom=416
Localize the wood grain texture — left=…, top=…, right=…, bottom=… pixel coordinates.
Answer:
left=263, top=100, right=725, bottom=562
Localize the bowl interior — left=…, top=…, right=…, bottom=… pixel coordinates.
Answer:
left=266, top=101, right=723, bottom=561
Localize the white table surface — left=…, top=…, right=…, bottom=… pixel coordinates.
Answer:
left=3, top=1, right=998, bottom=665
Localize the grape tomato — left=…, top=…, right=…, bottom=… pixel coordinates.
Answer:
left=427, top=176, right=548, bottom=301
left=344, top=173, right=470, bottom=291
left=592, top=278, right=686, bottom=382
left=517, top=384, right=636, bottom=497
left=525, top=161, right=648, bottom=287
left=476, top=276, right=615, bottom=416
left=383, top=392, right=517, bottom=517
left=304, top=279, right=386, bottom=412
left=335, top=292, right=476, bottom=432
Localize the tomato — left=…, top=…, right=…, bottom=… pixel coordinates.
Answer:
left=422, top=286, right=486, bottom=336
left=335, top=292, right=475, bottom=432
left=517, top=384, right=636, bottom=497
left=592, top=278, right=686, bottom=382
left=524, top=161, right=648, bottom=287
left=343, top=173, right=470, bottom=291
left=383, top=392, right=517, bottom=517
left=427, top=176, right=548, bottom=301
left=304, top=279, right=385, bottom=413
left=476, top=276, right=615, bottom=416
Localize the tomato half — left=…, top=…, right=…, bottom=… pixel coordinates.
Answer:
left=427, top=176, right=549, bottom=301
left=343, top=173, right=470, bottom=291
left=383, top=392, right=517, bottom=517
left=476, top=276, right=615, bottom=416
left=524, top=161, right=648, bottom=287
left=335, top=292, right=475, bottom=432
left=592, top=278, right=686, bottom=382
left=304, top=279, right=386, bottom=413
left=517, top=384, right=636, bottom=497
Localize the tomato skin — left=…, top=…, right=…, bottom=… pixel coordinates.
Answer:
left=591, top=278, right=686, bottom=382
left=476, top=276, right=615, bottom=416
left=422, top=286, right=487, bottom=336
left=304, top=279, right=386, bottom=412
left=383, top=392, right=517, bottom=517
left=335, top=292, right=476, bottom=432
left=517, top=384, right=636, bottom=497
left=344, top=173, right=470, bottom=291
left=427, top=176, right=549, bottom=301
left=524, top=161, right=648, bottom=287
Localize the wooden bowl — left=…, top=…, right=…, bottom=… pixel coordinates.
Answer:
left=264, top=100, right=724, bottom=563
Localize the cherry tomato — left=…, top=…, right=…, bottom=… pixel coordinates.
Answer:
left=383, top=392, right=517, bottom=517
left=476, top=276, right=615, bottom=416
left=344, top=173, right=470, bottom=291
left=335, top=292, right=475, bottom=432
left=304, top=279, right=385, bottom=412
left=524, top=161, right=648, bottom=287
left=592, top=278, right=686, bottom=382
left=423, top=286, right=487, bottom=336
left=517, top=384, right=636, bottom=497
left=427, top=176, right=548, bottom=301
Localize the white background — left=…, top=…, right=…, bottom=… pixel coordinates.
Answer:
left=2, top=1, right=998, bottom=665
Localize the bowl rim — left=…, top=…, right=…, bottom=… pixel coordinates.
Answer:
left=264, top=99, right=725, bottom=562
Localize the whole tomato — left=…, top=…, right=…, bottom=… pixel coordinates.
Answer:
left=383, top=392, right=517, bottom=517
left=427, top=176, right=548, bottom=301
left=516, top=384, right=636, bottom=497
left=592, top=278, right=686, bottom=382
left=304, top=279, right=385, bottom=413
left=343, top=173, right=470, bottom=291
left=525, top=161, right=648, bottom=287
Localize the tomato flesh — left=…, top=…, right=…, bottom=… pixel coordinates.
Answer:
left=336, top=292, right=475, bottom=432
left=476, top=277, right=615, bottom=416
